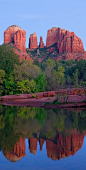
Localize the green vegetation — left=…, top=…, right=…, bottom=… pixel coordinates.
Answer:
left=0, top=106, right=86, bottom=152
left=26, top=43, right=58, bottom=61
left=0, top=44, right=86, bottom=96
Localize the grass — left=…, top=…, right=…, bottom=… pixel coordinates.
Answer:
left=33, top=94, right=37, bottom=98
left=73, top=102, right=77, bottom=105
left=52, top=100, right=61, bottom=105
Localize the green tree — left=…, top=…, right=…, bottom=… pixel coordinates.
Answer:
left=0, top=70, right=5, bottom=95
left=35, top=72, right=47, bottom=92
left=14, top=60, right=42, bottom=81
left=73, top=69, right=78, bottom=86
left=0, top=44, right=19, bottom=77
left=17, top=79, right=36, bottom=94
left=0, top=70, right=5, bottom=83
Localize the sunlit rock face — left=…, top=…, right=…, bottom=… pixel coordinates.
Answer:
left=4, top=138, right=26, bottom=162
left=39, top=36, right=44, bottom=48
left=46, top=130, right=85, bottom=160
left=46, top=27, right=85, bottom=54
left=4, top=25, right=26, bottom=51
left=29, top=32, right=37, bottom=49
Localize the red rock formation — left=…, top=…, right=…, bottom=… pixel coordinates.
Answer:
left=29, top=138, right=37, bottom=155
left=4, top=25, right=26, bottom=51
left=48, top=47, right=56, bottom=53
left=39, top=36, right=44, bottom=48
left=29, top=32, right=37, bottom=49
left=4, top=138, right=26, bottom=162
left=14, top=138, right=25, bottom=157
left=46, top=27, right=85, bottom=54
left=46, top=130, right=85, bottom=160
left=56, top=52, right=86, bottom=62
left=14, top=48, right=33, bottom=61
left=39, top=139, right=44, bottom=151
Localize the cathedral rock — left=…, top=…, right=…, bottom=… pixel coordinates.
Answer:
left=46, top=27, right=85, bottom=54
left=3, top=25, right=86, bottom=61
left=4, top=25, right=26, bottom=51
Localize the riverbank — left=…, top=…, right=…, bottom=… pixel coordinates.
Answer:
left=0, top=88, right=86, bottom=108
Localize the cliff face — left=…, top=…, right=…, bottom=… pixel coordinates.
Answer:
left=3, top=129, right=85, bottom=162
left=29, top=138, right=44, bottom=153
left=28, top=130, right=85, bottom=160
left=39, top=36, right=44, bottom=48
left=29, top=138, right=37, bottom=155
left=4, top=25, right=26, bottom=51
left=46, top=130, right=85, bottom=160
left=3, top=25, right=86, bottom=61
left=29, top=32, right=37, bottom=49
left=46, top=27, right=85, bottom=54
left=39, top=139, right=44, bottom=150
left=4, top=138, right=26, bottom=162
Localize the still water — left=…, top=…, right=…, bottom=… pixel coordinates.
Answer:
left=0, top=105, right=86, bottom=170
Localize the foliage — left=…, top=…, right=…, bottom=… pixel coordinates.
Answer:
left=14, top=60, right=42, bottom=81
left=35, top=72, right=47, bottom=92
left=0, top=44, right=20, bottom=77
left=17, top=79, right=36, bottom=94
left=73, top=69, right=78, bottom=86
left=0, top=70, right=5, bottom=83
left=0, top=106, right=86, bottom=152
left=0, top=44, right=86, bottom=95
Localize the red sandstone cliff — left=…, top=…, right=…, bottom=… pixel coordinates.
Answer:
left=39, top=139, right=44, bottom=151
left=14, top=48, right=32, bottom=61
left=39, top=36, right=44, bottom=48
left=28, top=129, right=85, bottom=160
left=46, top=27, right=85, bottom=54
left=29, top=32, right=37, bottom=49
left=29, top=138, right=37, bottom=155
left=3, top=25, right=86, bottom=61
left=4, top=25, right=26, bottom=51
left=46, top=130, right=85, bottom=160
left=3, top=130, right=85, bottom=162
left=4, top=138, right=26, bottom=162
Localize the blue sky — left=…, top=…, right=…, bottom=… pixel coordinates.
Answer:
left=0, top=0, right=86, bottom=50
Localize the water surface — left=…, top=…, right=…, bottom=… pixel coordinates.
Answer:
left=0, top=105, right=86, bottom=170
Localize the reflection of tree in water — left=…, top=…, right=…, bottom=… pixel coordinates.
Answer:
left=0, top=105, right=86, bottom=161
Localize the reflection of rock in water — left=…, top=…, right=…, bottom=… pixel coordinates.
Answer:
left=4, top=138, right=26, bottom=162
left=39, top=139, right=44, bottom=151
left=46, top=129, right=85, bottom=160
left=29, top=138, right=37, bottom=155
left=29, top=138, right=44, bottom=154
left=28, top=129, right=85, bottom=159
left=3, top=130, right=85, bottom=162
